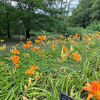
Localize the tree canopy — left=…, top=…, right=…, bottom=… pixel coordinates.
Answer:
left=68, top=0, right=100, bottom=29
left=0, top=0, right=74, bottom=39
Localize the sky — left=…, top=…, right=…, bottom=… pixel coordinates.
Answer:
left=11, top=0, right=79, bottom=7
left=68, top=0, right=79, bottom=15
left=11, top=0, right=79, bottom=15
left=70, top=0, right=79, bottom=7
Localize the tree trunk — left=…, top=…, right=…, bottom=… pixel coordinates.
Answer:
left=26, top=22, right=30, bottom=40
left=26, top=30, right=30, bottom=40
left=6, top=12, right=11, bottom=38
left=7, top=23, right=11, bottom=38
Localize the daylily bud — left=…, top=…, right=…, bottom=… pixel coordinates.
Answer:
left=24, top=84, right=27, bottom=91
left=28, top=77, right=31, bottom=87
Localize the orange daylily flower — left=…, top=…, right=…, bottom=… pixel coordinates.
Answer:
left=72, top=51, right=81, bottom=61
left=15, top=64, right=18, bottom=68
left=60, top=35, right=64, bottom=38
left=63, top=46, right=66, bottom=50
left=31, top=50, right=34, bottom=52
left=29, top=64, right=38, bottom=70
left=35, top=40, right=40, bottom=43
left=37, top=35, right=47, bottom=40
left=25, top=69, right=35, bottom=75
left=83, top=38, right=86, bottom=42
left=51, top=44, right=55, bottom=47
left=1, top=62, right=4, bottom=65
left=41, top=54, right=45, bottom=58
left=75, top=33, right=78, bottom=36
left=38, top=51, right=41, bottom=54
left=73, top=36, right=77, bottom=38
left=34, top=75, right=39, bottom=80
left=55, top=39, right=58, bottom=42
left=27, top=41, right=32, bottom=44
left=12, top=48, right=20, bottom=54
left=11, top=55, right=20, bottom=63
left=33, top=46, right=40, bottom=50
left=24, top=43, right=31, bottom=48
left=63, top=46, right=69, bottom=53
left=52, top=48, right=55, bottom=51
left=64, top=49, right=68, bottom=53
left=81, top=81, right=100, bottom=100
left=28, top=54, right=30, bottom=57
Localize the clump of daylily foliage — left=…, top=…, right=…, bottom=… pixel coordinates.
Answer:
left=1, top=32, right=100, bottom=100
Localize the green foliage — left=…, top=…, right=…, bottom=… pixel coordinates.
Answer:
left=65, top=27, right=83, bottom=37
left=68, top=0, right=100, bottom=30
left=0, top=0, right=70, bottom=38
left=1, top=32, right=100, bottom=99
left=0, top=2, right=19, bottom=38
left=68, top=0, right=94, bottom=28
left=91, top=0, right=100, bottom=22
left=0, top=2, right=6, bottom=13
left=63, top=27, right=97, bottom=38
left=86, top=21, right=100, bottom=31
left=56, top=22, right=68, bottom=33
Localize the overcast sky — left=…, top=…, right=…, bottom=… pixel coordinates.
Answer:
left=11, top=0, right=79, bottom=15
left=11, top=0, right=79, bottom=7
left=69, top=0, right=79, bottom=15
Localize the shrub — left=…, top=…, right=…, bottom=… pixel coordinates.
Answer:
left=86, top=21, right=100, bottom=31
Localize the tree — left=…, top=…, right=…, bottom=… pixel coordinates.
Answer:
left=12, top=0, right=69, bottom=39
left=0, top=2, right=17, bottom=38
left=0, top=0, right=72, bottom=38
left=13, top=0, right=60, bottom=39
left=91, top=0, right=100, bottom=22
left=68, top=0, right=94, bottom=28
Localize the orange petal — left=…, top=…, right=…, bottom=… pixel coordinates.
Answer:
left=81, top=86, right=92, bottom=93
left=96, top=96, right=100, bottom=100
left=86, top=93, right=94, bottom=100
left=91, top=81, right=100, bottom=91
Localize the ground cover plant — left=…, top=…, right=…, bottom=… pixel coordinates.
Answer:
left=1, top=32, right=100, bottom=100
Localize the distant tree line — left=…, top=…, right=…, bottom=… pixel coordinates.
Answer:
left=68, top=0, right=100, bottom=28
left=0, top=0, right=75, bottom=39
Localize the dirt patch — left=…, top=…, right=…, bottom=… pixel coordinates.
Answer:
left=0, top=36, right=26, bottom=52
left=0, top=35, right=61, bottom=52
